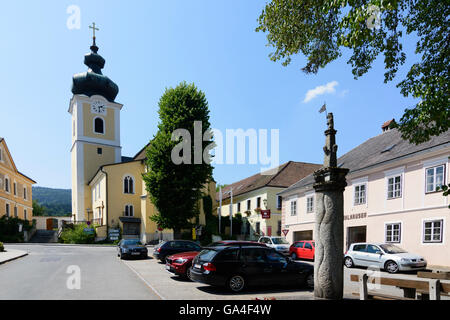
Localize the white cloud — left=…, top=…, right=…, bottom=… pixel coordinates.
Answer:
left=303, top=81, right=339, bottom=103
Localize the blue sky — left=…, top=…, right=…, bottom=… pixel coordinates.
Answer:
left=0, top=1, right=420, bottom=189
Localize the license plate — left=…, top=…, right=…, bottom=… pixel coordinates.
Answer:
left=131, top=252, right=141, bottom=255
left=194, top=264, right=202, bottom=269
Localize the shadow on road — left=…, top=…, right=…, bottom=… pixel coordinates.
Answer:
left=195, top=284, right=313, bottom=296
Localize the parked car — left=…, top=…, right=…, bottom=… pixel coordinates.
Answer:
left=289, top=240, right=315, bottom=260
left=153, top=240, right=202, bottom=262
left=166, top=240, right=267, bottom=280
left=344, top=243, right=427, bottom=273
left=189, top=245, right=314, bottom=292
left=117, top=239, right=148, bottom=259
left=258, top=236, right=290, bottom=255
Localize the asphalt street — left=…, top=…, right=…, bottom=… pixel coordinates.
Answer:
left=0, top=244, right=160, bottom=300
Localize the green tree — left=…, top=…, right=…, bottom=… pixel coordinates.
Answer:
left=143, top=82, right=214, bottom=236
left=32, top=200, right=46, bottom=216
left=256, top=0, right=449, bottom=144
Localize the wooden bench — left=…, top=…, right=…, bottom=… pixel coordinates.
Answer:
left=350, top=273, right=450, bottom=300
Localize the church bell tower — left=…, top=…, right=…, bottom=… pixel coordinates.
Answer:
left=69, top=24, right=122, bottom=222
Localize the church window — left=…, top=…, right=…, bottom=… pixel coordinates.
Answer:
left=124, top=205, right=134, bottom=217
left=124, top=176, right=134, bottom=194
left=94, top=117, right=105, bottom=134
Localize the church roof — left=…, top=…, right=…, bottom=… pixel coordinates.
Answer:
left=71, top=42, right=119, bottom=102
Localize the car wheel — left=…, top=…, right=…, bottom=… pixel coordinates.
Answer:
left=306, top=273, right=314, bottom=289
left=385, top=260, right=399, bottom=273
left=291, top=253, right=297, bottom=260
left=228, top=275, right=245, bottom=293
left=186, top=266, right=193, bottom=281
left=344, top=257, right=354, bottom=268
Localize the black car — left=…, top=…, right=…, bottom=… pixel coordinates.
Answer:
left=117, top=239, right=148, bottom=259
left=189, top=246, right=314, bottom=292
left=153, top=240, right=202, bottom=262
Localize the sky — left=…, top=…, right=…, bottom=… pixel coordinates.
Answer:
left=0, top=0, right=420, bottom=189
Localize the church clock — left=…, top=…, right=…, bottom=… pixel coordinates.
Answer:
left=91, top=100, right=107, bottom=114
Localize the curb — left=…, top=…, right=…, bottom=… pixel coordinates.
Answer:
left=0, top=252, right=28, bottom=265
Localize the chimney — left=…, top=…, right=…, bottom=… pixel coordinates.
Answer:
left=381, top=119, right=396, bottom=133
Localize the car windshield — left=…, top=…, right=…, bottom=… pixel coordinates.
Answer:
left=196, top=249, right=218, bottom=262
left=271, top=237, right=289, bottom=244
left=122, top=239, right=142, bottom=246
left=380, top=244, right=407, bottom=254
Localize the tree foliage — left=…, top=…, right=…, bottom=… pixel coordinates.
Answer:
left=256, top=0, right=449, bottom=144
left=143, top=82, right=214, bottom=232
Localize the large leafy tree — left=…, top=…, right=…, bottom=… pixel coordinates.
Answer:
left=143, top=82, right=214, bottom=234
left=256, top=0, right=449, bottom=144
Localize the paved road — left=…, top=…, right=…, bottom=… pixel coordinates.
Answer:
left=0, top=244, right=160, bottom=300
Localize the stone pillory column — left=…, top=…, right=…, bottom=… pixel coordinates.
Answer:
left=313, top=113, right=349, bottom=299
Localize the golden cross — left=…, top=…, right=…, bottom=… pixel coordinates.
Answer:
left=89, top=22, right=99, bottom=39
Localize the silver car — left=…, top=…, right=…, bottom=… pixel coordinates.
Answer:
left=344, top=243, right=427, bottom=273
left=258, top=236, right=290, bottom=255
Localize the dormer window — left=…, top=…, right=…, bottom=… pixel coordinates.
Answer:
left=94, top=117, right=105, bottom=134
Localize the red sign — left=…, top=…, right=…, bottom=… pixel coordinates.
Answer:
left=261, top=209, right=271, bottom=219
left=157, top=226, right=163, bottom=231
left=282, top=229, right=289, bottom=236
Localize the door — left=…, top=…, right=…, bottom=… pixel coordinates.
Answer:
left=264, top=250, right=297, bottom=285
left=46, top=218, right=54, bottom=230
left=241, top=248, right=272, bottom=286
left=303, top=242, right=314, bottom=260
left=364, top=244, right=384, bottom=268
left=293, top=230, right=313, bottom=241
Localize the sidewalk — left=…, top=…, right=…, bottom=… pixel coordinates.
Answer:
left=0, top=249, right=28, bottom=264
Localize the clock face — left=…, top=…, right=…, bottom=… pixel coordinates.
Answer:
left=91, top=100, right=106, bottom=114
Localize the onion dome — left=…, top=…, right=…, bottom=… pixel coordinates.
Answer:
left=71, top=37, right=119, bottom=102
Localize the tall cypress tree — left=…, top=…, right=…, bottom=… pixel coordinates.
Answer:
left=143, top=82, right=214, bottom=236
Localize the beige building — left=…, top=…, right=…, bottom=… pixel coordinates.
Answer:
left=218, top=161, right=321, bottom=239
left=69, top=40, right=215, bottom=242
left=279, top=124, right=450, bottom=267
left=0, top=138, right=36, bottom=222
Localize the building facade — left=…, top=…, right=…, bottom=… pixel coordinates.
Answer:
left=218, top=161, right=321, bottom=240
left=69, top=40, right=215, bottom=243
left=0, top=138, right=36, bottom=222
left=279, top=126, right=450, bottom=267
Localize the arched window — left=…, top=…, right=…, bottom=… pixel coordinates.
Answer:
left=124, top=205, right=134, bottom=217
left=94, top=117, right=104, bottom=134
left=124, top=176, right=134, bottom=194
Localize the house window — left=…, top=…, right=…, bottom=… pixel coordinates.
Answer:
left=24, top=209, right=27, bottom=220
left=97, top=148, right=102, bottom=155
left=5, top=203, right=9, bottom=217
left=94, top=117, right=105, bottom=134
left=247, top=199, right=251, bottom=210
left=290, top=201, right=297, bottom=216
left=277, top=220, right=281, bottom=236
left=14, top=206, right=18, bottom=217
left=425, top=165, right=445, bottom=193
left=124, top=205, right=134, bottom=217
left=4, top=178, right=9, bottom=192
left=23, top=187, right=27, bottom=200
left=306, top=196, right=314, bottom=213
left=124, top=176, right=134, bottom=194
left=13, top=182, right=17, bottom=196
left=385, top=223, right=401, bottom=243
left=423, top=219, right=443, bottom=243
left=277, top=196, right=282, bottom=209
left=237, top=202, right=241, bottom=212
left=256, top=197, right=261, bottom=208
left=354, top=184, right=366, bottom=205
left=255, top=222, right=260, bottom=234
left=387, top=175, right=402, bottom=199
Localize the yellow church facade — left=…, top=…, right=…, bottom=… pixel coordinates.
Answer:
left=69, top=40, right=215, bottom=242
left=0, top=138, right=36, bottom=222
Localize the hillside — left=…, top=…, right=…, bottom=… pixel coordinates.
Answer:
left=32, top=186, right=72, bottom=216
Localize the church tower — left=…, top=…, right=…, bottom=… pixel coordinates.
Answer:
left=69, top=26, right=122, bottom=222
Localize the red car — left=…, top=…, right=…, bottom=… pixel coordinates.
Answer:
left=289, top=240, right=315, bottom=260
left=165, top=240, right=267, bottom=280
